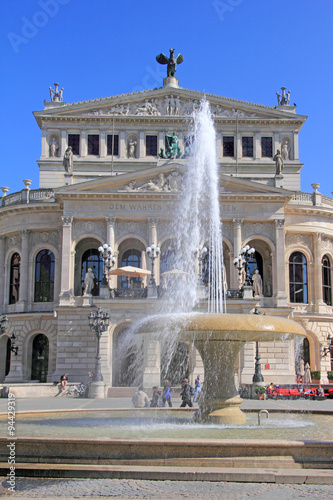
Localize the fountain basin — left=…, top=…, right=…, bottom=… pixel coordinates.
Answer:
left=137, top=313, right=306, bottom=424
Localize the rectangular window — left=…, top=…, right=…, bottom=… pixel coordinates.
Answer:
left=223, top=137, right=234, bottom=157
left=107, top=135, right=119, bottom=156
left=68, top=134, right=80, bottom=155
left=88, top=134, right=100, bottom=155
left=242, top=137, right=253, bottom=157
left=261, top=137, right=273, bottom=157
left=146, top=135, right=157, bottom=156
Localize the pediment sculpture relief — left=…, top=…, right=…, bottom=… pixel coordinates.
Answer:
left=86, top=97, right=261, bottom=118
left=120, top=170, right=184, bottom=193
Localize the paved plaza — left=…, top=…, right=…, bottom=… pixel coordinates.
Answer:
left=1, top=477, right=333, bottom=499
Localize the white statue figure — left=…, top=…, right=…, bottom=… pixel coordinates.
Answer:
left=281, top=140, right=290, bottom=161
left=128, top=140, right=137, bottom=158
left=252, top=269, right=263, bottom=296
left=273, top=149, right=283, bottom=175
left=63, top=146, right=73, bottom=173
left=223, top=264, right=228, bottom=293
left=83, top=268, right=95, bottom=295
left=49, top=138, right=59, bottom=157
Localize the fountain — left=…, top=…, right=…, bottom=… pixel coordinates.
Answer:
left=135, top=100, right=306, bottom=424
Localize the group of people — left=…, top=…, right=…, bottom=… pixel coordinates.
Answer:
left=131, top=375, right=203, bottom=408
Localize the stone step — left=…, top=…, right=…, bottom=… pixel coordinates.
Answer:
left=1, top=463, right=333, bottom=484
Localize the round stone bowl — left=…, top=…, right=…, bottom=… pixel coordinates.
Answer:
left=136, top=313, right=307, bottom=424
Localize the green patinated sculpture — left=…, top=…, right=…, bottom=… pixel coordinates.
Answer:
left=158, top=147, right=167, bottom=159
left=164, top=130, right=182, bottom=159
left=156, top=48, right=184, bottom=78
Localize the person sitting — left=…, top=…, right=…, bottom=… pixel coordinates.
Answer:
left=132, top=385, right=149, bottom=408
left=317, top=385, right=324, bottom=397
left=60, top=373, right=68, bottom=391
left=150, top=386, right=161, bottom=407
left=267, top=382, right=274, bottom=395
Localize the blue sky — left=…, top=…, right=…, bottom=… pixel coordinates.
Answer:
left=1, top=0, right=332, bottom=196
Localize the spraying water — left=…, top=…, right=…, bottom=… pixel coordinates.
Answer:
left=165, top=99, right=226, bottom=314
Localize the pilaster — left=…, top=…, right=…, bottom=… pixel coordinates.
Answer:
left=119, top=130, right=126, bottom=158
left=293, top=130, right=299, bottom=160
left=0, top=237, right=5, bottom=307
left=232, top=219, right=243, bottom=288
left=139, top=131, right=145, bottom=158
left=59, top=217, right=73, bottom=304
left=273, top=219, right=287, bottom=305
left=100, top=130, right=107, bottom=158
left=80, top=130, right=87, bottom=157
left=313, top=233, right=325, bottom=311
left=254, top=131, right=260, bottom=160
left=17, top=230, right=29, bottom=311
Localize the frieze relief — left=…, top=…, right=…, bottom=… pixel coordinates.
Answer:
left=321, top=236, right=333, bottom=252
left=85, top=97, right=260, bottom=118
left=120, top=170, right=184, bottom=193
left=73, top=221, right=105, bottom=240
left=31, top=231, right=59, bottom=247
left=242, top=222, right=274, bottom=240
left=285, top=233, right=312, bottom=249
left=116, top=221, right=148, bottom=240
left=8, top=234, right=22, bottom=250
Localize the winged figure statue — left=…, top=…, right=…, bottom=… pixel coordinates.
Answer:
left=156, top=48, right=184, bottom=77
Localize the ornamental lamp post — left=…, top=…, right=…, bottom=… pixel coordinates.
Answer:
left=146, top=243, right=160, bottom=287
left=88, top=307, right=109, bottom=398
left=98, top=243, right=116, bottom=298
left=233, top=245, right=255, bottom=298
left=321, top=333, right=333, bottom=358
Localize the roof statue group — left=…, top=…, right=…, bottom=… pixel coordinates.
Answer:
left=50, top=49, right=291, bottom=177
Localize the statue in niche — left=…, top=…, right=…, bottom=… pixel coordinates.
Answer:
left=252, top=269, right=263, bottom=296
left=83, top=268, right=95, bottom=295
left=165, top=130, right=182, bottom=159
left=281, top=140, right=290, bottom=161
left=273, top=149, right=283, bottom=175
left=156, top=48, right=184, bottom=78
left=63, top=146, right=73, bottom=172
left=49, top=138, right=59, bottom=157
left=128, top=140, right=137, bottom=158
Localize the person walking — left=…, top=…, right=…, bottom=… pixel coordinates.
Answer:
left=162, top=379, right=172, bottom=407
left=180, top=378, right=193, bottom=407
left=193, top=375, right=202, bottom=403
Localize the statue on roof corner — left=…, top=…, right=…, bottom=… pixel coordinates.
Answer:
left=276, top=87, right=290, bottom=106
left=156, top=48, right=184, bottom=77
left=49, top=82, right=63, bottom=102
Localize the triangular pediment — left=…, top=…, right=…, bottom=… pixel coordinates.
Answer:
left=55, top=161, right=293, bottom=200
left=35, top=86, right=306, bottom=126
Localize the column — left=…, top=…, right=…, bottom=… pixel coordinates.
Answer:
left=216, top=132, right=222, bottom=160
left=120, top=130, right=126, bottom=158
left=0, top=237, right=5, bottom=307
left=254, top=131, right=260, bottom=160
left=59, top=217, right=73, bottom=302
left=41, top=129, right=48, bottom=158
left=61, top=129, right=67, bottom=158
left=100, top=130, right=107, bottom=158
left=232, top=219, right=243, bottom=288
left=293, top=130, right=299, bottom=160
left=80, top=130, right=87, bottom=157
left=106, top=217, right=117, bottom=289
left=236, top=132, right=241, bottom=160
left=274, top=219, right=287, bottom=305
left=17, top=230, right=29, bottom=310
left=139, top=131, right=145, bottom=158
left=158, top=131, right=164, bottom=156
left=313, top=233, right=325, bottom=311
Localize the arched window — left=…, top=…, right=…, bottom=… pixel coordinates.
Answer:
left=31, top=334, right=49, bottom=382
left=9, top=253, right=20, bottom=304
left=34, top=249, right=55, bottom=302
left=289, top=252, right=308, bottom=303
left=81, top=249, right=103, bottom=296
left=322, top=255, right=332, bottom=306
left=121, top=249, right=142, bottom=288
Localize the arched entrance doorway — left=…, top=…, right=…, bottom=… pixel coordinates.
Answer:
left=31, top=334, right=49, bottom=382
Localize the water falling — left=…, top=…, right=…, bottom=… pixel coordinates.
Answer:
left=166, top=99, right=226, bottom=314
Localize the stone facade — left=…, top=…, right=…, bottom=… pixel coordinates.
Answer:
left=0, top=81, right=332, bottom=392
